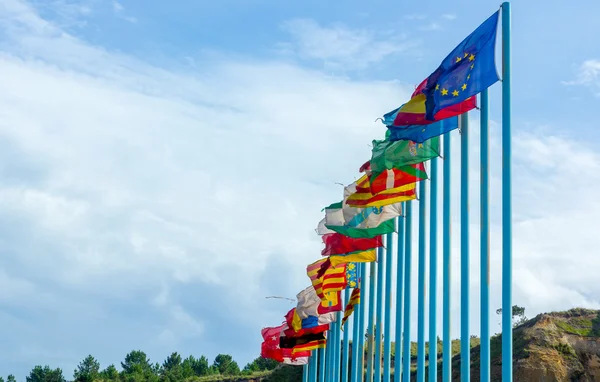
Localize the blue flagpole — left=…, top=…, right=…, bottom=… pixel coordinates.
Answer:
left=303, top=364, right=309, bottom=382
left=417, top=177, right=427, bottom=382
left=350, top=268, right=360, bottom=382
left=402, top=201, right=413, bottom=382
left=311, top=350, right=318, bottom=382
left=442, top=129, right=452, bottom=382
left=333, top=313, right=338, bottom=382
left=326, top=324, right=333, bottom=382
left=335, top=312, right=342, bottom=381
left=319, top=345, right=326, bottom=382
left=501, top=3, right=513, bottom=381
left=343, top=286, right=351, bottom=382
left=374, top=240, right=385, bottom=382
left=384, top=228, right=395, bottom=381
left=394, top=213, right=406, bottom=382
left=358, top=262, right=367, bottom=382
left=460, top=113, right=470, bottom=382
left=480, top=88, right=491, bottom=382
left=367, top=258, right=377, bottom=381
left=429, top=151, right=439, bottom=382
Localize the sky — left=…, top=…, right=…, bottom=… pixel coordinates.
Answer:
left=1, top=0, right=600, bottom=379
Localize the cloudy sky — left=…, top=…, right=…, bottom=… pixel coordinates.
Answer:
left=1, top=0, right=600, bottom=379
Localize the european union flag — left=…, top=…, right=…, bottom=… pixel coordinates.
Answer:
left=423, top=10, right=500, bottom=121
left=386, top=117, right=459, bottom=143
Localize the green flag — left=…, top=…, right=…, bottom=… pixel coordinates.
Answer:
left=370, top=137, right=440, bottom=173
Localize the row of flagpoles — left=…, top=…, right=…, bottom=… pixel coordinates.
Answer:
left=261, top=3, right=512, bottom=381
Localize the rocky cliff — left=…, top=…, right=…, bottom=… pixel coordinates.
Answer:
left=454, top=308, right=600, bottom=381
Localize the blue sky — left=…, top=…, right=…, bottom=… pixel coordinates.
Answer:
left=1, top=0, right=600, bottom=380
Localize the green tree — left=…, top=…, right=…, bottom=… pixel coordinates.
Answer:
left=243, top=356, right=278, bottom=373
left=496, top=305, right=528, bottom=328
left=160, top=353, right=182, bottom=382
left=121, top=350, right=152, bottom=374
left=73, top=355, right=100, bottom=382
left=99, top=365, right=119, bottom=381
left=121, top=350, right=158, bottom=382
left=26, top=365, right=66, bottom=382
left=162, top=352, right=181, bottom=371
left=193, top=355, right=210, bottom=376
left=7, top=376, right=16, bottom=382
left=212, top=354, right=240, bottom=375
left=0, top=376, right=5, bottom=382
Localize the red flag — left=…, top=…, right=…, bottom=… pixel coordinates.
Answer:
left=261, top=325, right=285, bottom=362
left=261, top=325, right=311, bottom=361
left=321, top=233, right=383, bottom=257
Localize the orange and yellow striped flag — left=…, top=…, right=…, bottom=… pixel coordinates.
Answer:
left=346, top=174, right=417, bottom=208
left=341, top=288, right=361, bottom=327
left=306, top=258, right=346, bottom=300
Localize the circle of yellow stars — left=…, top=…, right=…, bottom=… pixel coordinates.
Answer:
left=433, top=52, right=476, bottom=97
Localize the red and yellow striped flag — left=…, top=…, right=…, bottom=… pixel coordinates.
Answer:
left=307, top=258, right=346, bottom=299
left=346, top=174, right=417, bottom=208
left=341, top=288, right=361, bottom=327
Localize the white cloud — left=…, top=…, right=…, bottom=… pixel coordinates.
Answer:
left=279, top=18, right=419, bottom=70
left=442, top=13, right=457, bottom=20
left=420, top=22, right=442, bottom=31
left=562, top=59, right=600, bottom=95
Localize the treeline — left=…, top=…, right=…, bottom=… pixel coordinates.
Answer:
left=1, top=351, right=282, bottom=382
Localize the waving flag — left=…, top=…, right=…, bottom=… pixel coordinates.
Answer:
left=383, top=78, right=476, bottom=126
left=321, top=233, right=382, bottom=257
left=345, top=175, right=416, bottom=208
left=386, top=118, right=459, bottom=143
left=307, top=258, right=346, bottom=299
left=284, top=308, right=330, bottom=338
left=341, top=287, right=361, bottom=327
left=370, top=137, right=440, bottom=173
left=318, top=200, right=401, bottom=239
left=422, top=10, right=500, bottom=120
left=317, top=290, right=343, bottom=314
left=359, top=162, right=428, bottom=195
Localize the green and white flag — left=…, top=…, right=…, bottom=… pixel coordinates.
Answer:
left=316, top=191, right=401, bottom=238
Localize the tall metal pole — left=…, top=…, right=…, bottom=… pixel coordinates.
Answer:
left=384, top=229, right=395, bottom=381
left=334, top=312, right=341, bottom=381
left=351, top=265, right=361, bottom=382
left=326, top=322, right=333, bottom=381
left=358, top=263, right=367, bottom=382
left=304, top=364, right=309, bottom=382
left=429, top=151, right=439, bottom=382
left=367, top=258, right=378, bottom=381
left=442, top=129, right=453, bottom=382
left=480, top=89, right=491, bottom=382
left=394, top=214, right=405, bottom=382
left=402, top=201, right=413, bottom=382
left=460, top=113, right=470, bottom=382
left=319, top=344, right=326, bottom=382
left=501, top=3, right=513, bottom=381
left=417, top=177, right=427, bottom=382
left=343, top=286, right=351, bottom=382
left=311, top=350, right=318, bottom=382
left=375, top=238, right=386, bottom=382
